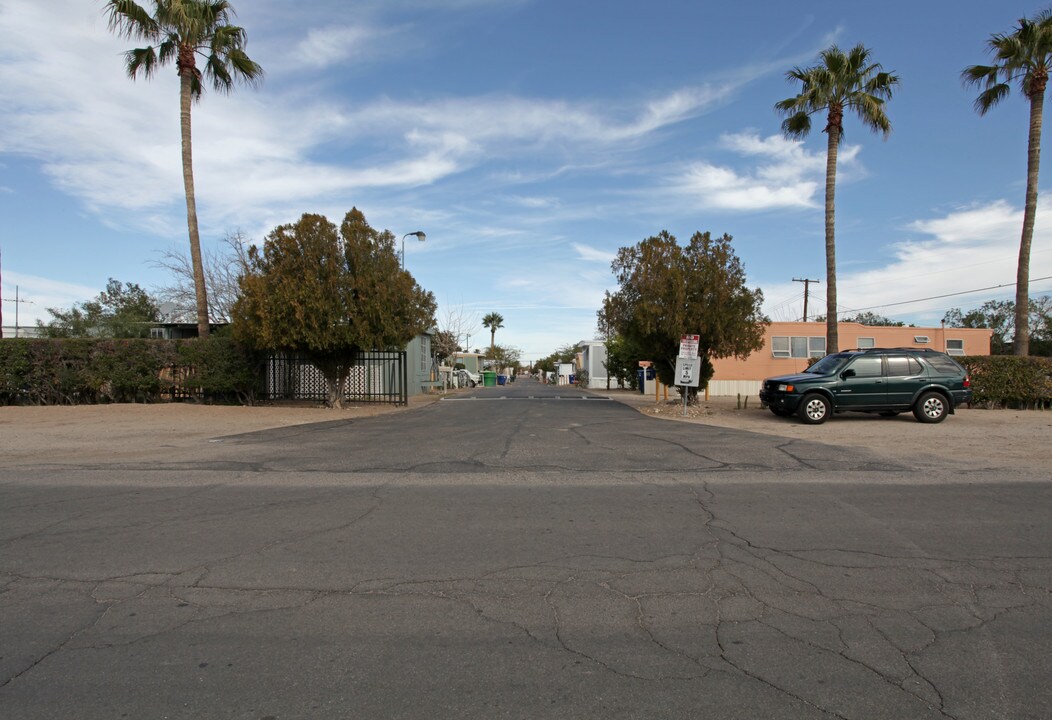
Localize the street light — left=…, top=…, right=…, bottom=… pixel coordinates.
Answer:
left=401, top=231, right=426, bottom=268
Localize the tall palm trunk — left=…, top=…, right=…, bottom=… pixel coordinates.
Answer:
left=823, top=119, right=841, bottom=353
left=1015, top=85, right=1044, bottom=356
left=180, top=70, right=210, bottom=339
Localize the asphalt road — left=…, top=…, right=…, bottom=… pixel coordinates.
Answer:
left=2, top=378, right=1050, bottom=719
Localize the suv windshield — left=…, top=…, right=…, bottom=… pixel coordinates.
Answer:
left=806, top=353, right=853, bottom=375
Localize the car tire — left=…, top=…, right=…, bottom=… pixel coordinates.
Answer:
left=467, top=379, right=476, bottom=388
left=798, top=394, right=830, bottom=425
left=913, top=391, right=948, bottom=423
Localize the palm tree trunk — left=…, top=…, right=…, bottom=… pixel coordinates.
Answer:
left=824, top=125, right=840, bottom=353
left=1014, top=90, right=1044, bottom=356
left=180, top=74, right=210, bottom=339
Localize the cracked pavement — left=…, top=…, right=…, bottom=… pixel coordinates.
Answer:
left=1, top=379, right=1050, bottom=719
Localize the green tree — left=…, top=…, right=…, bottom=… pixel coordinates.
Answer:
left=233, top=209, right=436, bottom=408
left=776, top=44, right=899, bottom=354
left=534, top=343, right=579, bottom=376
left=490, top=344, right=522, bottom=372
left=599, top=230, right=767, bottom=401
left=39, top=279, right=159, bottom=338
left=602, top=334, right=641, bottom=390
left=964, top=9, right=1052, bottom=356
left=482, top=312, right=504, bottom=356
left=816, top=311, right=905, bottom=326
left=105, top=0, right=263, bottom=339
left=945, top=296, right=1052, bottom=355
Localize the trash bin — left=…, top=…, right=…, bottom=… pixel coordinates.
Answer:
left=497, top=375, right=507, bottom=385
left=483, top=371, right=497, bottom=387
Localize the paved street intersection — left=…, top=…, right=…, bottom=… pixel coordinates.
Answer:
left=1, top=379, right=1049, bottom=719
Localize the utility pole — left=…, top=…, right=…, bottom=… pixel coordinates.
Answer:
left=2, top=285, right=34, bottom=338
left=793, top=278, right=820, bottom=322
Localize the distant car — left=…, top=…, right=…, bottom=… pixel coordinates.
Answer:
left=456, top=369, right=480, bottom=388
left=759, top=347, right=972, bottom=425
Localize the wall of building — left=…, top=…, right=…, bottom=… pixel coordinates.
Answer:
left=576, top=341, right=609, bottom=389
left=707, top=322, right=993, bottom=396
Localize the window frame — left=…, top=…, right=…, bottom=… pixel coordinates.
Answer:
left=771, top=335, right=826, bottom=359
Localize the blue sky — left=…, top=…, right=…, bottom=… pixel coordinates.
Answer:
left=2, top=0, right=1051, bottom=361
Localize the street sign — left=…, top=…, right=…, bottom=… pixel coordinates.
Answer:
left=679, top=334, right=700, bottom=359
left=674, top=357, right=700, bottom=387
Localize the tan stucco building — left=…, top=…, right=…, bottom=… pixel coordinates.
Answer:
left=707, top=322, right=993, bottom=396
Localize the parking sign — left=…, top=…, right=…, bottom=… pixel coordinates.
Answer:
left=679, top=334, right=700, bottom=359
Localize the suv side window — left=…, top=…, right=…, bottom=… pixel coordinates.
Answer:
left=846, top=356, right=883, bottom=377
left=887, top=355, right=924, bottom=377
left=925, top=354, right=965, bottom=374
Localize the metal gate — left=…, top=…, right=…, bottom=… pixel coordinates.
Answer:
left=263, top=351, right=407, bottom=405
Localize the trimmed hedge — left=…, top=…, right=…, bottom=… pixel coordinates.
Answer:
left=0, top=338, right=262, bottom=406
left=959, top=355, right=1052, bottom=409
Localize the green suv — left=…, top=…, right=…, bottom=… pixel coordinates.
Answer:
left=759, top=348, right=972, bottom=424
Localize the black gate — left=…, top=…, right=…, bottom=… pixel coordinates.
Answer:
left=263, top=351, right=408, bottom=405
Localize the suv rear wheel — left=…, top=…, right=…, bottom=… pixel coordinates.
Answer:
left=913, top=391, right=948, bottom=423
left=798, top=393, right=831, bottom=425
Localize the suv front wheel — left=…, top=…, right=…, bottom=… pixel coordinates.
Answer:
left=913, top=391, right=948, bottom=424
left=798, top=393, right=831, bottom=425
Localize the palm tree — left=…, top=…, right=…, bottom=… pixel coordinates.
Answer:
left=105, top=0, right=263, bottom=339
left=482, top=312, right=504, bottom=355
left=775, top=44, right=899, bottom=354
left=963, top=9, right=1052, bottom=357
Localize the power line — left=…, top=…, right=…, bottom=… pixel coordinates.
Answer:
left=838, top=275, right=1052, bottom=316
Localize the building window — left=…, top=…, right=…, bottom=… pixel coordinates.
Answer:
left=945, top=339, right=964, bottom=356
left=150, top=328, right=166, bottom=339
left=857, top=337, right=875, bottom=349
left=914, top=335, right=930, bottom=344
left=772, top=336, right=826, bottom=358
left=420, top=336, right=431, bottom=371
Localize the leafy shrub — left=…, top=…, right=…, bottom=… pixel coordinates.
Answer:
left=960, top=355, right=1052, bottom=409
left=0, top=337, right=260, bottom=406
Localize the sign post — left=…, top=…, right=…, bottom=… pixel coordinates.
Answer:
left=675, top=334, right=701, bottom=416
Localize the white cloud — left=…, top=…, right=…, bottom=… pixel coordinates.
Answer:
left=572, top=243, right=616, bottom=264
left=670, top=132, right=860, bottom=212
left=290, top=23, right=403, bottom=69
left=0, top=0, right=735, bottom=240
left=0, top=271, right=100, bottom=328
left=760, top=198, right=1052, bottom=324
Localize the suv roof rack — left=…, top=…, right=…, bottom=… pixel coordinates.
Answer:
left=855, top=347, right=943, bottom=353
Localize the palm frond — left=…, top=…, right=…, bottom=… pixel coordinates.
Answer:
left=780, top=111, right=812, bottom=139
left=974, top=83, right=1012, bottom=115
left=962, top=63, right=999, bottom=88
left=124, top=46, right=158, bottom=79
left=966, top=7, right=1052, bottom=113
left=105, top=0, right=159, bottom=40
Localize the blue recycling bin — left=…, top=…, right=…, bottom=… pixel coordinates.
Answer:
left=497, top=375, right=507, bottom=385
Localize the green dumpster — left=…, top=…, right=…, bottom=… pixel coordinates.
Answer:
left=482, top=371, right=497, bottom=387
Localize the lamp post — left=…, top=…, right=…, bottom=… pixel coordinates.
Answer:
left=401, top=231, right=426, bottom=268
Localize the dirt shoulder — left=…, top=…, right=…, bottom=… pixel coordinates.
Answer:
left=0, top=395, right=440, bottom=467
left=600, top=388, right=1052, bottom=472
